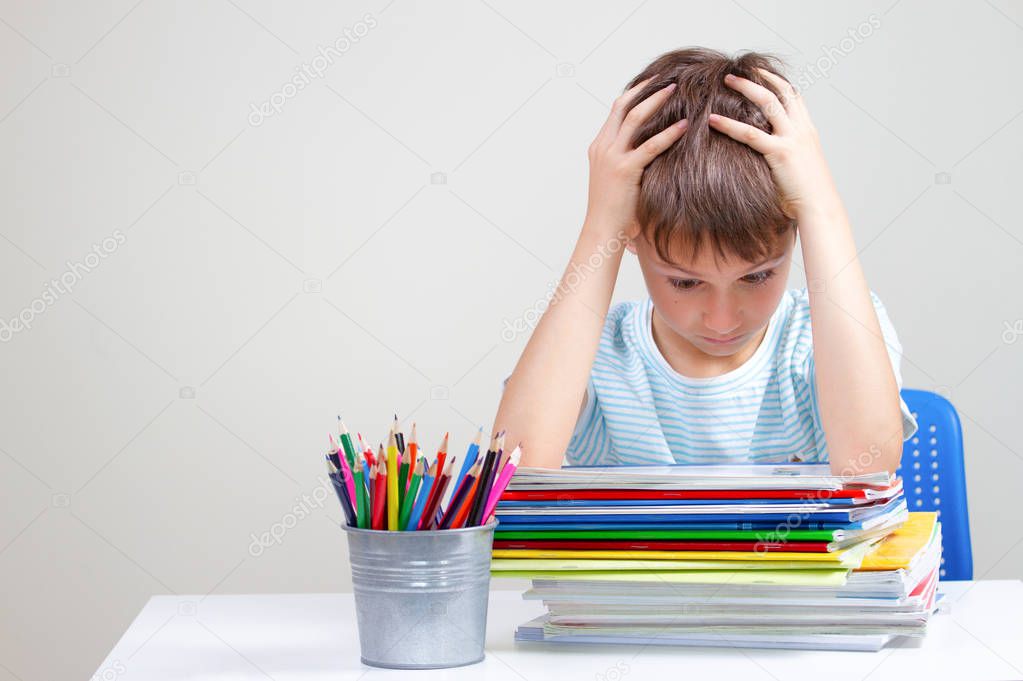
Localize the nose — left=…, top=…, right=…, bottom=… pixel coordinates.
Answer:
left=704, top=294, right=741, bottom=337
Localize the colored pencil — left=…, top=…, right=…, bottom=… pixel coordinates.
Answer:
left=360, top=429, right=376, bottom=466
left=452, top=427, right=482, bottom=503
left=435, top=432, right=449, bottom=490
left=338, top=417, right=358, bottom=469
left=326, top=458, right=357, bottom=526
left=397, top=448, right=410, bottom=508
left=386, top=430, right=399, bottom=530
left=371, top=452, right=387, bottom=530
left=441, top=461, right=480, bottom=529
left=327, top=435, right=342, bottom=471
left=406, top=423, right=419, bottom=493
left=398, top=458, right=426, bottom=531
left=350, top=448, right=368, bottom=528
left=466, top=446, right=497, bottom=527
left=393, top=414, right=405, bottom=454
left=330, top=435, right=357, bottom=506
left=419, top=457, right=454, bottom=530
left=406, top=460, right=436, bottom=532
left=481, top=445, right=521, bottom=524
left=420, top=433, right=449, bottom=523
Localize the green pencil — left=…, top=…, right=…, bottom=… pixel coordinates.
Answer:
left=397, top=448, right=411, bottom=508
left=353, top=452, right=369, bottom=529
left=398, top=458, right=425, bottom=531
left=338, top=417, right=358, bottom=470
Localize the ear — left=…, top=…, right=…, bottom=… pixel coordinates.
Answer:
left=625, top=238, right=637, bottom=255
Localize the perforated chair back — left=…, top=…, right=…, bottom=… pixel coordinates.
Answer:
left=897, top=389, right=972, bottom=580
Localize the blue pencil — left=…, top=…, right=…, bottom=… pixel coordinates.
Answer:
left=452, top=427, right=482, bottom=501
left=404, top=461, right=437, bottom=531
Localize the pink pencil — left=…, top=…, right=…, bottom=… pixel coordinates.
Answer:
left=330, top=435, right=357, bottom=504
left=481, top=445, right=521, bottom=524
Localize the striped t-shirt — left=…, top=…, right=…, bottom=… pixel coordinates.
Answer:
left=565, top=288, right=917, bottom=466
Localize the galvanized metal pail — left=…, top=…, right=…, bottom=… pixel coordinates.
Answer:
left=343, top=520, right=496, bottom=669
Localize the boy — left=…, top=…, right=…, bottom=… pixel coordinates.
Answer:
left=493, top=48, right=917, bottom=474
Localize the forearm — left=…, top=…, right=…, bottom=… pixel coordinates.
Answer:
left=493, top=221, right=626, bottom=468
left=798, top=194, right=904, bottom=475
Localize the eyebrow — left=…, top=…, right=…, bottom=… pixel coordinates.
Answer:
left=662, top=253, right=786, bottom=278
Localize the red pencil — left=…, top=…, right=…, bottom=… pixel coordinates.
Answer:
left=420, top=433, right=449, bottom=523
left=358, top=433, right=375, bottom=467
left=371, top=447, right=388, bottom=530
left=419, top=457, right=454, bottom=530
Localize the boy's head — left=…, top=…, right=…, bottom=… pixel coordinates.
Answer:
left=621, top=47, right=798, bottom=359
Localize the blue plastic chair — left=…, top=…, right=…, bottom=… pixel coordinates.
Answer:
left=897, top=389, right=973, bottom=580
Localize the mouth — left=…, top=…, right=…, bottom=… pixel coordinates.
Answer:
left=701, top=334, right=744, bottom=346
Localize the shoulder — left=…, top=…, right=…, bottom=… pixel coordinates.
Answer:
left=775, top=286, right=899, bottom=377
left=599, top=299, right=646, bottom=353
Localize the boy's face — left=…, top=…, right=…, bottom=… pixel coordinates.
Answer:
left=627, top=231, right=796, bottom=359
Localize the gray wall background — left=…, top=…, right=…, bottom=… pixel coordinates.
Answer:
left=1, top=1, right=1020, bottom=678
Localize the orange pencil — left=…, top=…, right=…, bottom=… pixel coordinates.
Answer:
left=406, top=423, right=419, bottom=493
left=449, top=461, right=482, bottom=529
left=435, top=432, right=449, bottom=495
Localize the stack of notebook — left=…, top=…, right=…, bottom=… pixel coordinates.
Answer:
left=491, top=464, right=942, bottom=652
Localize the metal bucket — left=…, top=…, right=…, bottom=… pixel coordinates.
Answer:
left=343, top=520, right=497, bottom=669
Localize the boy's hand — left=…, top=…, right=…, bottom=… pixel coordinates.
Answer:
left=708, top=69, right=839, bottom=220
left=585, top=77, right=688, bottom=238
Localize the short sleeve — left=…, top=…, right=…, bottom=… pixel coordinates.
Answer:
left=500, top=374, right=613, bottom=467
left=800, top=291, right=918, bottom=460
left=563, top=375, right=614, bottom=466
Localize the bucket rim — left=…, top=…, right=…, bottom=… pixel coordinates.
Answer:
left=341, top=518, right=499, bottom=536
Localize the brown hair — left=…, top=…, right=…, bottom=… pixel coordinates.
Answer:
left=624, top=47, right=796, bottom=266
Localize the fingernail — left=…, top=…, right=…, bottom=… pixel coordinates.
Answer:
left=664, top=82, right=677, bottom=92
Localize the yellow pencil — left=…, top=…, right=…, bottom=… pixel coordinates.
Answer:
left=387, top=428, right=399, bottom=530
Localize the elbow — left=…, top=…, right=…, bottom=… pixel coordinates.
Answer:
left=518, top=444, right=565, bottom=470
left=827, top=424, right=905, bottom=476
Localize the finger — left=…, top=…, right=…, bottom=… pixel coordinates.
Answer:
left=633, top=119, right=688, bottom=165
left=757, top=68, right=809, bottom=122
left=615, top=82, right=678, bottom=151
left=596, top=76, right=656, bottom=143
left=723, top=73, right=791, bottom=134
left=757, top=68, right=799, bottom=101
left=708, top=113, right=777, bottom=154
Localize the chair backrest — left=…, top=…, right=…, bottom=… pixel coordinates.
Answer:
left=897, top=389, right=972, bottom=580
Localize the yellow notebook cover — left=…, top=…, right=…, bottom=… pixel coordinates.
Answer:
left=857, top=511, right=938, bottom=571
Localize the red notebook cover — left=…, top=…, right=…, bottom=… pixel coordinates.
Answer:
left=491, top=539, right=834, bottom=552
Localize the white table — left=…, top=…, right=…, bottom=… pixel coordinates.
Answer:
left=94, top=580, right=1023, bottom=680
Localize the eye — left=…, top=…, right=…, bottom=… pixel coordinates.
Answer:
left=741, top=269, right=775, bottom=286
left=668, top=278, right=700, bottom=291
